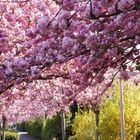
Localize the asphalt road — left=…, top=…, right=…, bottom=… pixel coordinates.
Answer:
left=18, top=132, right=39, bottom=140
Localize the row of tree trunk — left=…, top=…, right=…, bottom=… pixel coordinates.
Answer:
left=0, top=115, right=6, bottom=140
left=60, top=109, right=100, bottom=140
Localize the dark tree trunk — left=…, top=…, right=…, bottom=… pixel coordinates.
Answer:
left=61, top=110, right=66, bottom=140
left=95, top=111, right=100, bottom=140
left=2, top=116, right=6, bottom=140
left=70, top=101, right=78, bottom=121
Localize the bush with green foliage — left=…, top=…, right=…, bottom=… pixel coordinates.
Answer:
left=70, top=109, right=96, bottom=140
left=41, top=113, right=72, bottom=140
left=1, top=131, right=19, bottom=140
left=68, top=135, right=77, bottom=140
left=17, top=122, right=26, bottom=131
left=17, top=113, right=72, bottom=140
left=24, top=117, right=43, bottom=139
left=41, top=113, right=62, bottom=140
left=100, top=81, right=140, bottom=140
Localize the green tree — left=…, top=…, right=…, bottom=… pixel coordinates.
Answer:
left=71, top=81, right=140, bottom=140
left=71, top=109, right=96, bottom=140
left=24, top=117, right=43, bottom=139
left=41, top=113, right=62, bottom=140
left=100, top=81, right=140, bottom=140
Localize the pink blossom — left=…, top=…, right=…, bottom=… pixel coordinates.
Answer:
left=36, top=16, right=49, bottom=34
left=118, top=0, right=135, bottom=11
left=120, top=70, right=130, bottom=81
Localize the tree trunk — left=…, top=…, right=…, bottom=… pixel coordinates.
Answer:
left=2, top=116, right=6, bottom=140
left=2, top=128, right=4, bottom=140
left=43, top=111, right=47, bottom=126
left=61, top=110, right=66, bottom=140
left=95, top=111, right=100, bottom=140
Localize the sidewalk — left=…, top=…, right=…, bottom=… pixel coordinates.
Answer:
left=18, top=132, right=39, bottom=140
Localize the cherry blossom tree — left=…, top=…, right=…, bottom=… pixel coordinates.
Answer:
left=0, top=0, right=139, bottom=95
left=0, top=1, right=140, bottom=139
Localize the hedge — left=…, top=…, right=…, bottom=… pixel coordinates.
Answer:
left=25, top=117, right=43, bottom=139
left=17, top=113, right=72, bottom=140
left=41, top=113, right=62, bottom=140
left=0, top=131, right=19, bottom=140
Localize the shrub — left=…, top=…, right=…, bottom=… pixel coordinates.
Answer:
left=71, top=81, right=140, bottom=140
left=17, top=113, right=72, bottom=140
left=41, top=113, right=62, bottom=140
left=71, top=110, right=95, bottom=140
left=17, top=122, right=26, bottom=131
left=99, top=81, right=140, bottom=140
left=30, top=118, right=43, bottom=138
left=68, top=135, right=77, bottom=140
left=1, top=131, right=19, bottom=140
left=41, top=118, right=53, bottom=140
left=24, top=117, right=43, bottom=139
left=41, top=112, right=72, bottom=140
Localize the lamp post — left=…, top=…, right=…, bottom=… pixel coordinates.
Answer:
left=119, top=77, right=125, bottom=140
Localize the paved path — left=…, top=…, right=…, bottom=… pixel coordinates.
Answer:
left=18, top=132, right=39, bottom=140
